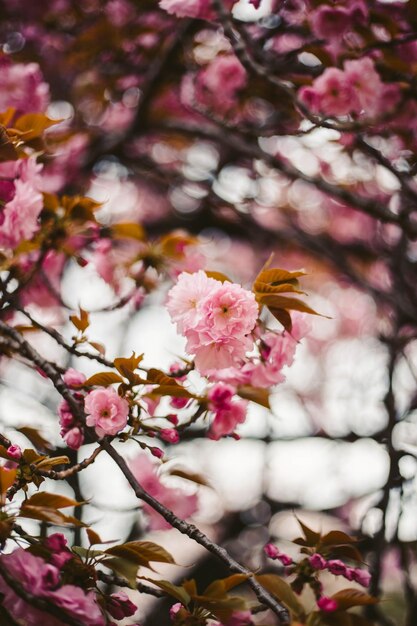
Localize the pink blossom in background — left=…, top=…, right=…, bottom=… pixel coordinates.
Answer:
left=0, top=59, right=49, bottom=113
left=85, top=387, right=129, bottom=437
left=299, top=67, right=354, bottom=117
left=20, top=251, right=66, bottom=311
left=63, top=368, right=86, bottom=387
left=0, top=179, right=43, bottom=248
left=129, top=453, right=198, bottom=530
left=197, top=54, right=247, bottom=111
left=159, top=0, right=233, bottom=20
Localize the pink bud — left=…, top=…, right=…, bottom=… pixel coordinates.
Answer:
left=309, top=553, right=327, bottom=570
left=326, top=559, right=347, bottom=576
left=264, top=543, right=280, bottom=559
left=63, top=368, right=86, bottom=387
left=63, top=427, right=84, bottom=450
left=107, top=591, right=137, bottom=620
left=167, top=413, right=179, bottom=425
left=170, top=397, right=189, bottom=410
left=278, top=553, right=293, bottom=566
left=317, top=596, right=338, bottom=612
left=150, top=446, right=164, bottom=459
left=7, top=444, right=22, bottom=460
left=160, top=428, right=179, bottom=444
left=170, top=603, right=182, bottom=621
left=352, top=568, right=371, bottom=587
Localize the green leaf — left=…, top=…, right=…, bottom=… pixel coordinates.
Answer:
left=255, top=574, right=304, bottom=620
left=83, top=372, right=124, bottom=387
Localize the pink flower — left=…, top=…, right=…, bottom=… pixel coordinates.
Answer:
left=63, top=368, right=86, bottom=387
left=160, top=428, right=180, bottom=444
left=192, top=335, right=251, bottom=374
left=59, top=399, right=75, bottom=430
left=167, top=270, right=218, bottom=334
left=0, top=60, right=49, bottom=113
left=0, top=180, right=43, bottom=248
left=45, top=533, right=67, bottom=553
left=47, top=585, right=106, bottom=625
left=170, top=602, right=182, bottom=620
left=106, top=591, right=137, bottom=620
left=326, top=559, right=347, bottom=576
left=63, top=427, right=84, bottom=450
left=309, top=553, right=327, bottom=570
left=209, top=399, right=247, bottom=440
left=317, top=596, right=338, bottom=613
left=197, top=55, right=247, bottom=111
left=7, top=444, right=22, bottom=460
left=129, top=453, right=198, bottom=530
left=344, top=58, right=383, bottom=116
left=208, top=382, right=235, bottom=410
left=299, top=67, right=354, bottom=117
left=85, top=388, right=129, bottom=437
left=159, top=0, right=214, bottom=19
left=198, top=281, right=258, bottom=341
left=310, top=5, right=352, bottom=39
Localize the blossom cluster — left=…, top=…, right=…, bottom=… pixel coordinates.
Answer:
left=299, top=57, right=399, bottom=118
left=264, top=542, right=371, bottom=614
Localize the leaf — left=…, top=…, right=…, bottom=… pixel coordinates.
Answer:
left=14, top=113, right=59, bottom=140
left=330, top=589, right=378, bottom=610
left=83, top=372, right=124, bottom=387
left=320, top=531, right=358, bottom=547
left=237, top=385, right=270, bottom=409
left=16, top=427, right=53, bottom=451
left=268, top=308, right=293, bottom=332
left=35, top=455, right=70, bottom=469
left=168, top=468, right=209, bottom=486
left=192, top=593, right=246, bottom=622
left=111, top=222, right=145, bottom=241
left=19, top=505, right=85, bottom=527
left=88, top=342, right=106, bottom=356
left=114, top=353, right=144, bottom=382
left=0, top=125, right=18, bottom=161
left=256, top=294, right=321, bottom=316
left=254, top=268, right=306, bottom=287
left=329, top=544, right=363, bottom=563
left=23, top=492, right=82, bottom=509
left=0, top=467, right=16, bottom=504
left=147, top=368, right=181, bottom=387
left=204, top=574, right=249, bottom=597
left=105, top=557, right=140, bottom=588
left=87, top=528, right=103, bottom=545
left=295, top=517, right=321, bottom=546
left=141, top=577, right=191, bottom=605
left=105, top=540, right=176, bottom=570
left=70, top=307, right=90, bottom=332
left=150, top=385, right=195, bottom=399
left=255, top=574, right=304, bottom=619
left=205, top=271, right=232, bottom=283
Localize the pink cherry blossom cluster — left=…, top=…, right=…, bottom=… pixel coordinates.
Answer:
left=167, top=271, right=259, bottom=374
left=0, top=545, right=106, bottom=626
left=0, top=156, right=44, bottom=249
left=170, top=602, right=252, bottom=626
left=129, top=453, right=198, bottom=530
left=299, top=57, right=399, bottom=118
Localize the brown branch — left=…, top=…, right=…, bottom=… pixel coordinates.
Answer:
left=101, top=439, right=290, bottom=624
